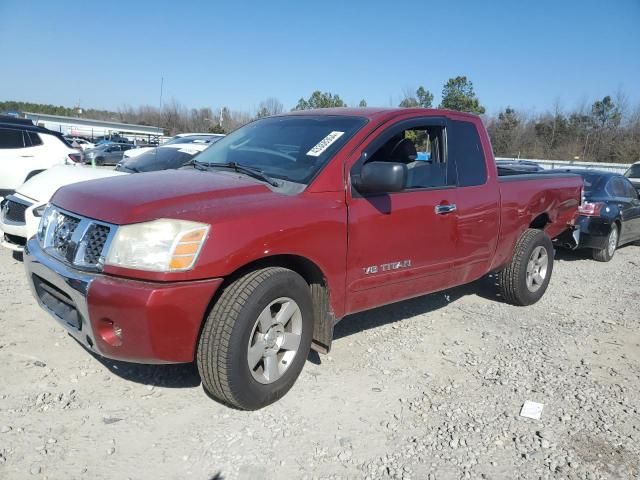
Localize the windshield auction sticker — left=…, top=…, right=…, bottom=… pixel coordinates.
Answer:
left=306, top=131, right=345, bottom=157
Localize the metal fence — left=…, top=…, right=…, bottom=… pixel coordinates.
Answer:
left=496, top=157, right=630, bottom=174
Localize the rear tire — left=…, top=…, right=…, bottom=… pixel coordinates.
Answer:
left=197, top=267, right=313, bottom=410
left=498, top=228, right=554, bottom=306
left=592, top=223, right=618, bottom=262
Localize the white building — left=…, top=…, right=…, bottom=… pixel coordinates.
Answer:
left=22, top=112, right=164, bottom=143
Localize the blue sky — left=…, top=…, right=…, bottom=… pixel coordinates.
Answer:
left=0, top=0, right=638, bottom=115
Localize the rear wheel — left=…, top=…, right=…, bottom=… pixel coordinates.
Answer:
left=197, top=267, right=313, bottom=410
left=592, top=223, right=618, bottom=262
left=498, top=228, right=554, bottom=306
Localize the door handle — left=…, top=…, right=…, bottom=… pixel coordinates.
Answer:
left=20, top=154, right=34, bottom=157
left=435, top=204, right=457, bottom=215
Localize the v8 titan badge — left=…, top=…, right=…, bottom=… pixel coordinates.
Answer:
left=363, top=260, right=411, bottom=275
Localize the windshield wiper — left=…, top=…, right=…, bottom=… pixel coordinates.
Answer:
left=183, top=159, right=209, bottom=171
left=196, top=161, right=279, bottom=187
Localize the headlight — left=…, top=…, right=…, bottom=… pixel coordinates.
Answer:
left=105, top=219, right=209, bottom=272
left=37, top=204, right=56, bottom=242
left=33, top=204, right=47, bottom=217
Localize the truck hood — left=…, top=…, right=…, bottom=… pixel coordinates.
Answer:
left=51, top=169, right=275, bottom=225
left=17, top=165, right=127, bottom=204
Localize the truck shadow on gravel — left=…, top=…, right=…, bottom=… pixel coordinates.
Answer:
left=332, top=273, right=501, bottom=342
left=87, top=350, right=202, bottom=388
left=88, top=273, right=504, bottom=385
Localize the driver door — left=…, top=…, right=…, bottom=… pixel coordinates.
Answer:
left=345, top=117, right=459, bottom=314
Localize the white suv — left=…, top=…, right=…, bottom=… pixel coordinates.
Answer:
left=0, top=119, right=81, bottom=198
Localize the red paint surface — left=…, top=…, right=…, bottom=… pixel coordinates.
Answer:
left=51, top=108, right=583, bottom=362
left=87, top=276, right=222, bottom=362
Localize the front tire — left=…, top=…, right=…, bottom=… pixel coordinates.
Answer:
left=592, top=223, right=618, bottom=262
left=197, top=267, right=313, bottom=410
left=498, top=228, right=554, bottom=306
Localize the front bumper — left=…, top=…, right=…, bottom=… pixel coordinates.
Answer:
left=24, top=238, right=223, bottom=363
left=0, top=207, right=40, bottom=252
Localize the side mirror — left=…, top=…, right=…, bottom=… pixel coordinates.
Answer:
left=353, top=161, right=407, bottom=194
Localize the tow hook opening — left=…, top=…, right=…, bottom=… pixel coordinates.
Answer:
left=97, top=319, right=123, bottom=347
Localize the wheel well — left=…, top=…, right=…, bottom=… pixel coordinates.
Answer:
left=614, top=218, right=622, bottom=235
left=215, top=255, right=335, bottom=354
left=529, top=213, right=550, bottom=229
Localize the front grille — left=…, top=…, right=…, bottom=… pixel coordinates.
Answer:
left=3, top=198, right=30, bottom=224
left=83, top=224, right=110, bottom=264
left=40, top=206, right=116, bottom=270
left=4, top=233, right=27, bottom=247
left=52, top=214, right=81, bottom=259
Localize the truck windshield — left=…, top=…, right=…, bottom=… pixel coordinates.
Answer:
left=193, top=115, right=367, bottom=184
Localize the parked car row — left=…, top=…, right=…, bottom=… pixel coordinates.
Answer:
left=0, top=143, right=211, bottom=251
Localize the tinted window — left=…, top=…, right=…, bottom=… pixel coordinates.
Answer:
left=194, top=115, right=367, bottom=184
left=606, top=177, right=627, bottom=197
left=28, top=132, right=42, bottom=146
left=622, top=178, right=639, bottom=199
left=0, top=128, right=25, bottom=149
left=625, top=164, right=640, bottom=179
left=121, top=147, right=196, bottom=172
left=449, top=120, right=487, bottom=187
left=579, top=173, right=607, bottom=196
left=165, top=135, right=220, bottom=145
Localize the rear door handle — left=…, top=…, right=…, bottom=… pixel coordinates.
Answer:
left=20, top=154, right=34, bottom=157
left=435, top=204, right=457, bottom=215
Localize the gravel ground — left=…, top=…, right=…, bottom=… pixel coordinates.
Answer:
left=0, top=245, right=639, bottom=480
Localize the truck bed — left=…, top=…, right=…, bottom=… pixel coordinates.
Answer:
left=490, top=172, right=583, bottom=271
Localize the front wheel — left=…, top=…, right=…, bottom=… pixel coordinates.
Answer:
left=197, top=267, right=313, bottom=410
left=498, top=228, right=554, bottom=306
left=592, top=223, right=618, bottom=262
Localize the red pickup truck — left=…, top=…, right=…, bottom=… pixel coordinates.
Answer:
left=25, top=108, right=582, bottom=409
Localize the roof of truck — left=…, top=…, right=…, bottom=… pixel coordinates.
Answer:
left=284, top=107, right=480, bottom=121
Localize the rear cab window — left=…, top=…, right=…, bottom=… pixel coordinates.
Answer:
left=448, top=120, right=487, bottom=187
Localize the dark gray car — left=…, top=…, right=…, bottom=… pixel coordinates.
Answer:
left=83, top=143, right=137, bottom=166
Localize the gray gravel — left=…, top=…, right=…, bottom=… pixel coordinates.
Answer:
left=0, top=245, right=639, bottom=479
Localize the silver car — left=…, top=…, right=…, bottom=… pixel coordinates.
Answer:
left=83, top=143, right=137, bottom=166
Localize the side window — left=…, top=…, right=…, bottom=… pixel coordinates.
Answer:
left=449, top=120, right=487, bottom=187
left=622, top=178, right=638, bottom=199
left=365, top=125, right=453, bottom=189
left=0, top=128, right=26, bottom=149
left=606, top=178, right=627, bottom=197
left=27, top=132, right=42, bottom=146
